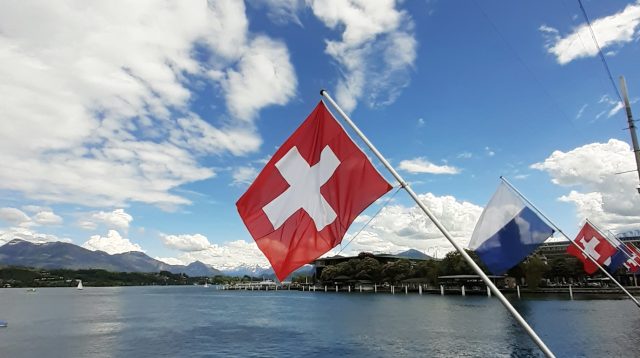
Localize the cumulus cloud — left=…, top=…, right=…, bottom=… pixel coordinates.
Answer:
left=541, top=1, right=640, bottom=64
left=79, top=209, right=133, bottom=231
left=310, top=0, right=416, bottom=112
left=82, top=230, right=144, bottom=255
left=0, top=0, right=297, bottom=209
left=174, top=240, right=270, bottom=270
left=399, top=157, right=460, bottom=175
left=0, top=208, right=32, bottom=227
left=332, top=193, right=483, bottom=256
left=0, top=207, right=64, bottom=227
left=531, top=139, right=640, bottom=232
left=161, top=233, right=211, bottom=252
left=32, top=211, right=63, bottom=226
left=0, top=227, right=71, bottom=246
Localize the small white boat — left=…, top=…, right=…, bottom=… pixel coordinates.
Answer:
left=26, top=288, right=37, bottom=292
left=77, top=280, right=83, bottom=290
left=0, top=320, right=7, bottom=327
left=204, top=280, right=209, bottom=288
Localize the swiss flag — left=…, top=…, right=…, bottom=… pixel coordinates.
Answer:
left=236, top=101, right=392, bottom=281
left=567, top=222, right=617, bottom=275
left=624, top=244, right=640, bottom=273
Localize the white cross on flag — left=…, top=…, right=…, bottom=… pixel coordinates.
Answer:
left=566, top=222, right=617, bottom=274
left=236, top=101, right=392, bottom=281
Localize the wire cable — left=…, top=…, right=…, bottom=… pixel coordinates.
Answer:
left=577, top=0, right=623, bottom=103
left=335, top=186, right=402, bottom=255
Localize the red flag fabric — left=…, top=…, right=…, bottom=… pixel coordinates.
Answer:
left=566, top=222, right=617, bottom=275
left=236, top=101, right=392, bottom=281
left=624, top=244, right=640, bottom=273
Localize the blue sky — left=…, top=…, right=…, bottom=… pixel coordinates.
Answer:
left=1, top=0, right=639, bottom=268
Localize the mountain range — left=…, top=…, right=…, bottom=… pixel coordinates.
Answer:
left=0, top=239, right=223, bottom=277
left=0, top=239, right=432, bottom=277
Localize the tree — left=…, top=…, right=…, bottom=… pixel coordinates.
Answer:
left=381, top=259, right=413, bottom=283
left=522, top=256, right=548, bottom=290
left=413, top=260, right=439, bottom=285
left=354, top=257, right=382, bottom=281
left=320, top=265, right=338, bottom=283
left=438, top=250, right=488, bottom=276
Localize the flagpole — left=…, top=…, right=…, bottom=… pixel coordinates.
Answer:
left=320, top=90, right=556, bottom=358
left=500, top=177, right=640, bottom=308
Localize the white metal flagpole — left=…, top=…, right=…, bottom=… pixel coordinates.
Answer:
left=320, top=90, right=556, bottom=358
left=500, top=177, right=640, bottom=309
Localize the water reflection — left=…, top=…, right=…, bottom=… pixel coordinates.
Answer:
left=1, top=287, right=639, bottom=357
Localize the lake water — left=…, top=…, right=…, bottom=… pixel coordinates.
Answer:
left=0, top=286, right=638, bottom=357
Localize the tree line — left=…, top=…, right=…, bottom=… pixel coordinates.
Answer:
left=312, top=251, right=627, bottom=289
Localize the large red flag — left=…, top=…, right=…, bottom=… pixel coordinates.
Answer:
left=236, top=101, right=392, bottom=281
left=566, top=222, right=617, bottom=275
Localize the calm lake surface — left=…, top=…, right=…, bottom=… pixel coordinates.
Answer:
left=0, top=286, right=638, bottom=357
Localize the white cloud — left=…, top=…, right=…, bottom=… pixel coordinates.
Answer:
left=0, top=207, right=63, bottom=227
left=576, top=104, right=588, bottom=119
left=333, top=192, right=483, bottom=256
left=79, top=209, right=133, bottom=231
left=250, top=0, right=305, bottom=26
left=175, top=240, right=270, bottom=270
left=399, top=157, right=460, bottom=175
left=222, top=36, right=297, bottom=122
left=161, top=233, right=211, bottom=252
left=231, top=166, right=259, bottom=186
left=598, top=94, right=624, bottom=119
left=0, top=1, right=297, bottom=209
left=457, top=152, right=473, bottom=159
left=541, top=2, right=640, bottom=64
left=0, top=227, right=71, bottom=246
left=0, top=208, right=32, bottom=227
left=311, top=0, right=416, bottom=112
left=485, top=146, right=495, bottom=157
left=32, top=211, right=63, bottom=226
left=82, top=229, right=143, bottom=255
left=531, top=139, right=640, bottom=232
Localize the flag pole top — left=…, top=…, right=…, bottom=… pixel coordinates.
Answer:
left=320, top=89, right=327, bottom=96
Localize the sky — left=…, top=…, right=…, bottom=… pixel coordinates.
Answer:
left=1, top=0, right=640, bottom=270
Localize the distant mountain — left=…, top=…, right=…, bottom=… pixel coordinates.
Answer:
left=219, top=264, right=270, bottom=277
left=181, top=261, right=222, bottom=277
left=0, top=239, right=222, bottom=276
left=396, top=249, right=432, bottom=260
left=218, top=264, right=314, bottom=281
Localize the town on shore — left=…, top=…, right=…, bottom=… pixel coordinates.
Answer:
left=3, top=247, right=638, bottom=297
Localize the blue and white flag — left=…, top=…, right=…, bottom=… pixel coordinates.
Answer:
left=469, top=182, right=555, bottom=275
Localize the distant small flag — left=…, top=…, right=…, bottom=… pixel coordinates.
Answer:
left=567, top=222, right=618, bottom=275
left=469, top=182, right=555, bottom=275
left=623, top=244, right=640, bottom=273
